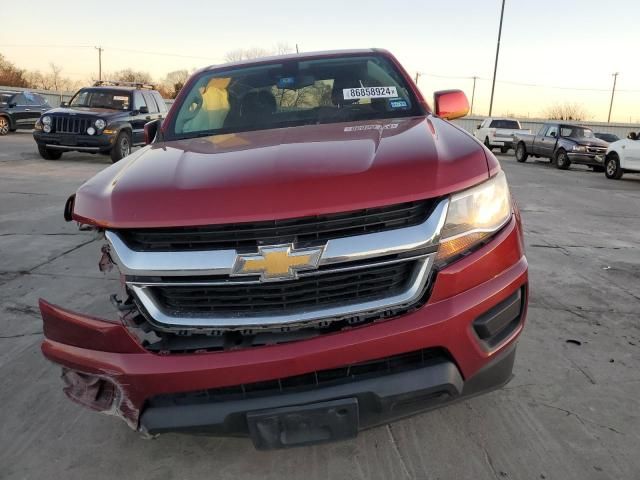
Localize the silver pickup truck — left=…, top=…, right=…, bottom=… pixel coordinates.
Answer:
left=514, top=122, right=608, bottom=171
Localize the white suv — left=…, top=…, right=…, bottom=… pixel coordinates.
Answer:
left=474, top=118, right=530, bottom=153
left=604, top=132, right=640, bottom=179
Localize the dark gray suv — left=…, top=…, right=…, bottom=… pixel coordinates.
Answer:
left=0, top=91, right=51, bottom=135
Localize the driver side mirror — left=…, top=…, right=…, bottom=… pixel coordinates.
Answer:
left=550, top=131, right=557, bottom=138
left=60, top=101, right=68, bottom=107
left=476, top=124, right=481, bottom=130
left=433, top=90, right=469, bottom=120
left=144, top=118, right=162, bottom=145
left=7, top=102, right=16, bottom=108
left=139, top=106, right=149, bottom=115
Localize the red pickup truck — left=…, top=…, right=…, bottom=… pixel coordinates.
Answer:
left=41, top=49, right=528, bottom=449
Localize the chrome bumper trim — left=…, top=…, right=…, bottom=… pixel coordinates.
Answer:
left=130, top=255, right=435, bottom=330
left=45, top=144, right=100, bottom=151
left=105, top=199, right=449, bottom=277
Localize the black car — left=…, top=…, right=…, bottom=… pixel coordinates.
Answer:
left=0, top=91, right=51, bottom=136
left=33, top=82, right=167, bottom=162
left=594, top=132, right=620, bottom=143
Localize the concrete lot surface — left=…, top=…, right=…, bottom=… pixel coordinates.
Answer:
left=1, top=132, right=639, bottom=480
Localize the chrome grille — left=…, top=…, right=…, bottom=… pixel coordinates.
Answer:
left=587, top=146, right=606, bottom=154
left=108, top=199, right=449, bottom=333
left=117, top=200, right=437, bottom=252
left=150, top=261, right=415, bottom=316
left=53, top=116, right=92, bottom=134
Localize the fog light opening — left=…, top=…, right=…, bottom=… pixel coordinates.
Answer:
left=61, top=368, right=117, bottom=412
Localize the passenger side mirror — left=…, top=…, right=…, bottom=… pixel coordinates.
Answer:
left=8, top=102, right=16, bottom=108
left=139, top=106, right=149, bottom=115
left=60, top=101, right=68, bottom=107
left=550, top=131, right=556, bottom=138
left=433, top=90, right=470, bottom=120
left=476, top=124, right=481, bottom=130
left=144, top=118, right=162, bottom=145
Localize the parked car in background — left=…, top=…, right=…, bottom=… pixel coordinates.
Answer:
left=33, top=81, right=167, bottom=162
left=594, top=132, right=620, bottom=144
left=40, top=49, right=528, bottom=449
left=603, top=131, right=640, bottom=179
left=474, top=117, right=530, bottom=153
left=0, top=91, right=51, bottom=136
left=514, top=123, right=608, bottom=171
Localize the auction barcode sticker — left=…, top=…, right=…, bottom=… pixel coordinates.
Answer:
left=343, top=86, right=398, bottom=100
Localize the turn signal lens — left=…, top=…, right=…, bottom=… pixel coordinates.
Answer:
left=437, top=171, right=511, bottom=264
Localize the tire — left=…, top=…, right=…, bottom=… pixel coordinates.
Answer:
left=110, top=131, right=132, bottom=163
left=484, top=137, right=493, bottom=151
left=605, top=154, right=624, bottom=179
left=555, top=149, right=571, bottom=170
left=37, top=144, right=63, bottom=160
left=500, top=146, right=510, bottom=154
left=0, top=116, right=9, bottom=136
left=515, top=142, right=528, bottom=162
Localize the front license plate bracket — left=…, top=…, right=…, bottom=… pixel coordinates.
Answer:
left=246, top=398, right=359, bottom=449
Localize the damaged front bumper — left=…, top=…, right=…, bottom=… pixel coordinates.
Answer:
left=39, top=216, right=528, bottom=446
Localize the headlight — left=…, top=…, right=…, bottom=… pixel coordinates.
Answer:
left=572, top=145, right=587, bottom=152
left=42, top=116, right=51, bottom=125
left=95, top=119, right=106, bottom=129
left=43, top=125, right=51, bottom=133
left=437, top=171, right=511, bottom=263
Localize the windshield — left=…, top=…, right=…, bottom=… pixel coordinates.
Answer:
left=560, top=126, right=594, bottom=138
left=169, top=54, right=421, bottom=140
left=490, top=120, right=521, bottom=129
left=69, top=89, right=131, bottom=110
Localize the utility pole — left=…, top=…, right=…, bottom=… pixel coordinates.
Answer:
left=470, top=76, right=478, bottom=115
left=608, top=72, right=619, bottom=123
left=95, top=46, right=103, bottom=81
left=415, top=72, right=422, bottom=86
left=488, top=0, right=506, bottom=116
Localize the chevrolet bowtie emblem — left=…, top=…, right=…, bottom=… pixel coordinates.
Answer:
left=231, top=244, right=324, bottom=281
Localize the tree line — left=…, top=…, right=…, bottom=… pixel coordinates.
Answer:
left=0, top=53, right=189, bottom=99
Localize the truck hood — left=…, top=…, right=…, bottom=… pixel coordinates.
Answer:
left=44, top=106, right=125, bottom=117
left=570, top=137, right=609, bottom=147
left=73, top=116, right=490, bottom=228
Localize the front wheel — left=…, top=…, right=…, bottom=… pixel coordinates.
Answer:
left=110, top=131, right=132, bottom=163
left=37, top=145, right=63, bottom=160
left=555, top=149, right=571, bottom=170
left=515, top=143, right=528, bottom=162
left=0, top=117, right=9, bottom=136
left=605, top=154, right=624, bottom=179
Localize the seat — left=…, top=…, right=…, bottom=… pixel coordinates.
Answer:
left=239, top=91, right=276, bottom=123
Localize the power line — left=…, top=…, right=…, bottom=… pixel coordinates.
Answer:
left=0, top=44, right=222, bottom=62
left=420, top=73, right=640, bottom=93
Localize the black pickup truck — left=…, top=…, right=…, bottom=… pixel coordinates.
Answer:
left=514, top=123, right=608, bottom=171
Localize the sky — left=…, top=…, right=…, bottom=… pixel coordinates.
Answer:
left=2, top=0, right=640, bottom=122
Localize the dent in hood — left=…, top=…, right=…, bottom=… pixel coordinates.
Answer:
left=73, top=117, right=490, bottom=228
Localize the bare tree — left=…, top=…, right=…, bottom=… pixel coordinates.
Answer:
left=160, top=69, right=190, bottom=98
left=109, top=69, right=153, bottom=84
left=0, top=53, right=29, bottom=87
left=49, top=63, right=62, bottom=90
left=223, top=43, right=291, bottom=64
left=544, top=102, right=588, bottom=121
left=275, top=42, right=294, bottom=55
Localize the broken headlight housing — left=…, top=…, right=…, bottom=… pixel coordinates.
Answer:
left=437, top=171, right=511, bottom=264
